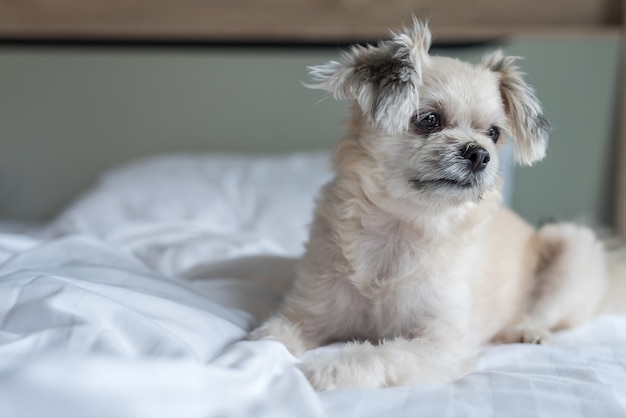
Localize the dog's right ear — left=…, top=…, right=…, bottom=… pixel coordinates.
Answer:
left=307, top=18, right=431, bottom=135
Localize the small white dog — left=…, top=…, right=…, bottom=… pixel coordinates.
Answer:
left=250, top=19, right=622, bottom=390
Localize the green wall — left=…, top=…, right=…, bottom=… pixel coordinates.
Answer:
left=506, top=39, right=621, bottom=227
left=0, top=36, right=621, bottom=227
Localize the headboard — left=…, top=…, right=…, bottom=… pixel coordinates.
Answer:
left=0, top=0, right=621, bottom=43
left=0, top=0, right=624, bottom=236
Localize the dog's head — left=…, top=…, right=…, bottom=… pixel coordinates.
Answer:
left=308, top=19, right=550, bottom=210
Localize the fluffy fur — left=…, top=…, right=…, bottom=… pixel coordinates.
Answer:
left=250, top=20, right=621, bottom=390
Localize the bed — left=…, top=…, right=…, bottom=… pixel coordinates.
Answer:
left=1, top=1, right=625, bottom=417
left=0, top=151, right=624, bottom=418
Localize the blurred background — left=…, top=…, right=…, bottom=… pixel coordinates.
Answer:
left=0, top=0, right=623, bottom=231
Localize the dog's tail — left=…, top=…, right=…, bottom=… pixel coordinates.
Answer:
left=600, top=242, right=626, bottom=315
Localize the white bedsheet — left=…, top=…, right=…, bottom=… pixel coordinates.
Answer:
left=1, top=152, right=625, bottom=417
left=0, top=234, right=322, bottom=418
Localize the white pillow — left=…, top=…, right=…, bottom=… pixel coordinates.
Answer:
left=42, top=152, right=333, bottom=257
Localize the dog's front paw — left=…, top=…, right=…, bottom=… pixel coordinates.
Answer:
left=299, top=360, right=341, bottom=391
left=299, top=349, right=386, bottom=391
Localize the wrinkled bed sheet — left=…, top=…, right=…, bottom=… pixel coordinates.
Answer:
left=1, top=152, right=625, bottom=417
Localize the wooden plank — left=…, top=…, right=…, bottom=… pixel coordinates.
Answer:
left=0, top=0, right=622, bottom=42
left=616, top=1, right=626, bottom=238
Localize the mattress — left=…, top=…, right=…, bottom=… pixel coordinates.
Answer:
left=1, top=152, right=625, bottom=418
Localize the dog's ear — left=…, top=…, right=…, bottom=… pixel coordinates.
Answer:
left=307, top=18, right=431, bottom=134
left=482, top=50, right=551, bottom=166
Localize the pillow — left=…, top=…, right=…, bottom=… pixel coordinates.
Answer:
left=42, top=152, right=333, bottom=259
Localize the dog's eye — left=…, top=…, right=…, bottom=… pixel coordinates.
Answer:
left=413, top=112, right=442, bottom=134
left=487, top=126, right=500, bottom=143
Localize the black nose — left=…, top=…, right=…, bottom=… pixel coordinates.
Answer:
left=461, top=145, right=490, bottom=173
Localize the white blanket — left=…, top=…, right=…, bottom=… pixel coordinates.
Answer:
left=1, top=152, right=625, bottom=417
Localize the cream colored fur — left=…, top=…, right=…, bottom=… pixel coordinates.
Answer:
left=250, top=20, right=618, bottom=390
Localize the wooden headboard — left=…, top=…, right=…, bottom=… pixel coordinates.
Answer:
left=0, top=0, right=621, bottom=43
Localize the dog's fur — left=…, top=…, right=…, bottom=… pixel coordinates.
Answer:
left=250, top=20, right=620, bottom=390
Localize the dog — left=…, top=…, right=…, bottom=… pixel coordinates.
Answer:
left=250, top=19, right=622, bottom=391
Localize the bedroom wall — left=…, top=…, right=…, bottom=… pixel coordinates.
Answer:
left=0, top=36, right=621, bottom=228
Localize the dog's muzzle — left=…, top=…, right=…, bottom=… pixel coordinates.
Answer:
left=410, top=143, right=493, bottom=192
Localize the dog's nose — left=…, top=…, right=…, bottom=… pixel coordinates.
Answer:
left=461, top=145, right=490, bottom=173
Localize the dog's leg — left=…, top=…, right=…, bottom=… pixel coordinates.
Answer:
left=495, top=223, right=607, bottom=344
left=300, top=335, right=470, bottom=390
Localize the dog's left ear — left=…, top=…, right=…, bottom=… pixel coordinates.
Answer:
left=307, top=19, right=431, bottom=134
left=482, top=50, right=551, bottom=166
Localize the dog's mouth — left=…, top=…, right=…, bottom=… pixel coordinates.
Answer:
left=410, top=178, right=476, bottom=190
